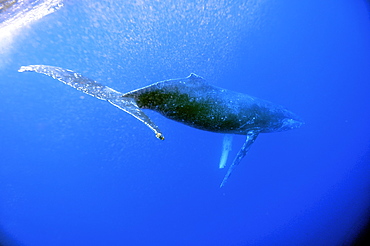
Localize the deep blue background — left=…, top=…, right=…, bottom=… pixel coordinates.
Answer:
left=1, top=1, right=370, bottom=245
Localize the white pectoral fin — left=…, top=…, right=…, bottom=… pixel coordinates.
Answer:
left=19, top=65, right=164, bottom=140
left=108, top=98, right=164, bottom=140
left=220, top=131, right=259, bottom=188
left=19, top=65, right=122, bottom=100
left=219, top=134, right=233, bottom=169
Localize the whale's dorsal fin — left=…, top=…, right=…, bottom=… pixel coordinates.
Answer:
left=124, top=73, right=208, bottom=98
left=186, top=73, right=207, bottom=84
left=187, top=73, right=203, bottom=80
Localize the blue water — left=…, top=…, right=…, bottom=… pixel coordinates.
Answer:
left=1, top=1, right=370, bottom=245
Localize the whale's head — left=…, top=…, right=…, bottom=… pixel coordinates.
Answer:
left=253, top=102, right=304, bottom=133
left=273, top=109, right=305, bottom=132
left=279, top=117, right=305, bottom=131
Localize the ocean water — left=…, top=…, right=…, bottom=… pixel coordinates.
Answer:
left=1, top=1, right=370, bottom=245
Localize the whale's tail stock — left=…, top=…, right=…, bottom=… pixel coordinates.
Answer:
left=18, top=65, right=165, bottom=140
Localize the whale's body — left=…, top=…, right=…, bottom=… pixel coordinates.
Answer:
left=127, top=74, right=302, bottom=135
left=19, top=65, right=304, bottom=187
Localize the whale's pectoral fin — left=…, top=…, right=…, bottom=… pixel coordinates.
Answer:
left=19, top=65, right=164, bottom=140
left=19, top=65, right=123, bottom=100
left=219, top=134, right=233, bottom=169
left=220, top=130, right=259, bottom=187
left=108, top=98, right=164, bottom=140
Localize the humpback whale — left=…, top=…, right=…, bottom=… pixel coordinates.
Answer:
left=19, top=65, right=304, bottom=187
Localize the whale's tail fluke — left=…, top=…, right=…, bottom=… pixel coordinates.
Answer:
left=19, top=65, right=164, bottom=140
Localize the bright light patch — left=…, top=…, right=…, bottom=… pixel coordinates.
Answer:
left=0, top=0, right=63, bottom=63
